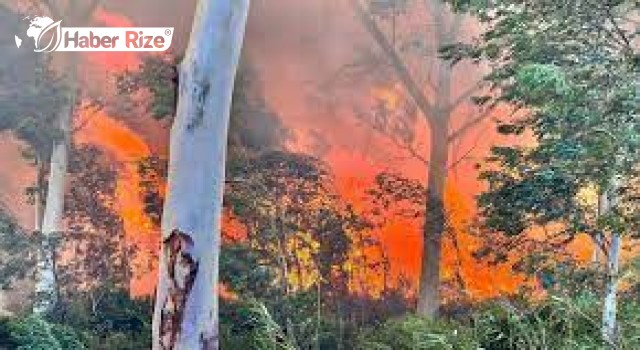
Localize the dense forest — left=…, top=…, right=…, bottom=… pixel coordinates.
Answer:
left=1, top=0, right=640, bottom=349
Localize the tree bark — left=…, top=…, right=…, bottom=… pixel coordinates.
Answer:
left=416, top=0, right=453, bottom=317
left=600, top=180, right=621, bottom=345
left=151, top=1, right=250, bottom=349
left=417, top=117, right=449, bottom=318
left=602, top=232, right=621, bottom=345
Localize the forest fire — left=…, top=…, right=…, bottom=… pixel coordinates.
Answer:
left=39, top=2, right=533, bottom=301
left=73, top=108, right=158, bottom=294
left=0, top=0, right=564, bottom=303
left=2, top=0, right=640, bottom=348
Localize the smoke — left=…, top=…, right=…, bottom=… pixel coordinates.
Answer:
left=0, top=0, right=532, bottom=298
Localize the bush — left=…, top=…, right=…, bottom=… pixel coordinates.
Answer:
left=465, top=294, right=640, bottom=349
left=471, top=295, right=602, bottom=349
left=355, top=316, right=479, bottom=350
left=54, top=288, right=152, bottom=350
left=221, top=300, right=296, bottom=350
left=5, top=315, right=86, bottom=350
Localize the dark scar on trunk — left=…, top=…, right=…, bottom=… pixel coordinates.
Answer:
left=159, top=229, right=199, bottom=349
left=187, top=81, right=210, bottom=131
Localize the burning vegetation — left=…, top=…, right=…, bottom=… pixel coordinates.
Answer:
left=0, top=0, right=640, bottom=349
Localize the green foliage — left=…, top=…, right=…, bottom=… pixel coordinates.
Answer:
left=355, top=294, right=640, bottom=350
left=356, top=316, right=479, bottom=350
left=471, top=295, right=601, bottom=349
left=0, top=288, right=153, bottom=350
left=116, top=54, right=178, bottom=120
left=118, top=55, right=288, bottom=156
left=221, top=300, right=296, bottom=350
left=5, top=315, right=86, bottom=350
left=0, top=210, right=38, bottom=290
left=443, top=0, right=640, bottom=277
left=0, top=7, right=67, bottom=160
left=514, top=64, right=570, bottom=103
left=220, top=243, right=276, bottom=299
left=62, top=145, right=132, bottom=294
left=52, top=288, right=152, bottom=350
left=469, top=294, right=640, bottom=349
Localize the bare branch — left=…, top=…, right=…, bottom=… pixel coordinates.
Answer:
left=355, top=109, right=430, bottom=166
left=447, top=107, right=495, bottom=143
left=604, top=3, right=633, bottom=53
left=351, top=0, right=436, bottom=121
left=447, top=123, right=487, bottom=170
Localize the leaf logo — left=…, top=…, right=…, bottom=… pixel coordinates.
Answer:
left=34, top=20, right=62, bottom=53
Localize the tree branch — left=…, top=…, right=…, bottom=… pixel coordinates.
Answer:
left=604, top=1, right=630, bottom=44
left=447, top=123, right=487, bottom=170
left=351, top=0, right=436, bottom=122
left=447, top=107, right=494, bottom=143
left=355, top=110, right=430, bottom=166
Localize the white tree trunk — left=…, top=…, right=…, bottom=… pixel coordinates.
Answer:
left=152, top=1, right=250, bottom=349
left=34, top=56, right=77, bottom=313
left=600, top=179, right=621, bottom=345
left=602, top=232, right=621, bottom=344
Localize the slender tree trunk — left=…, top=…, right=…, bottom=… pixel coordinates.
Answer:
left=34, top=53, right=77, bottom=313
left=417, top=0, right=453, bottom=316
left=603, top=233, right=621, bottom=345
left=417, top=117, right=449, bottom=318
left=600, top=180, right=621, bottom=345
left=34, top=157, right=45, bottom=232
left=152, top=1, right=250, bottom=349
left=353, top=0, right=466, bottom=318
left=32, top=0, right=102, bottom=313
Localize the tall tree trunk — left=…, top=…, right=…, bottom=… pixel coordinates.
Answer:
left=34, top=53, right=77, bottom=313
left=34, top=157, right=45, bottom=232
left=601, top=180, right=621, bottom=345
left=603, top=233, right=621, bottom=345
left=417, top=1, right=453, bottom=316
left=417, top=117, right=448, bottom=318
left=33, top=0, right=102, bottom=314
left=152, top=1, right=250, bottom=349
left=353, top=0, right=469, bottom=318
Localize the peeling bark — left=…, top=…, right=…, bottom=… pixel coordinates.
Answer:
left=159, top=230, right=200, bottom=349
